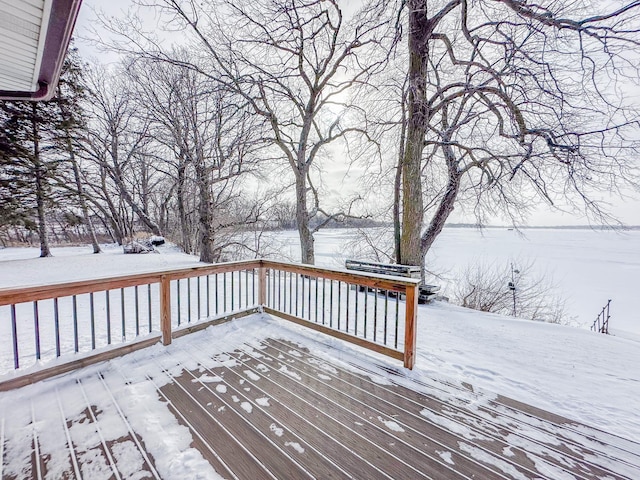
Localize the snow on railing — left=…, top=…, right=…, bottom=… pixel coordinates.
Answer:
left=0, top=259, right=419, bottom=390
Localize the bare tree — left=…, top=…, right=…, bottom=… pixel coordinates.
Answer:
left=396, top=0, right=640, bottom=273
left=96, top=0, right=394, bottom=264
left=81, top=64, right=163, bottom=239
left=54, top=47, right=102, bottom=254
left=125, top=54, right=266, bottom=262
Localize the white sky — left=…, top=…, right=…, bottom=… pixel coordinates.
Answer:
left=73, top=0, right=640, bottom=226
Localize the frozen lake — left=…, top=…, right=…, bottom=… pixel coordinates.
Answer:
left=271, top=227, right=640, bottom=338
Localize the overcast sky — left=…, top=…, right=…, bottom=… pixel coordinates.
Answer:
left=73, top=0, right=640, bottom=227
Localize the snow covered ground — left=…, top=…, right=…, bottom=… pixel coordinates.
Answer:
left=0, top=242, right=202, bottom=287
left=1, top=230, right=639, bottom=445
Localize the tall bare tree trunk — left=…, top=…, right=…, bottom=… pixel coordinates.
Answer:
left=31, top=103, right=51, bottom=257
left=295, top=172, right=314, bottom=264
left=400, top=0, right=429, bottom=268
left=176, top=159, right=192, bottom=253
left=196, top=165, right=216, bottom=263
left=98, top=167, right=125, bottom=244
left=394, top=87, right=408, bottom=264
left=70, top=154, right=101, bottom=253
left=57, top=85, right=101, bottom=254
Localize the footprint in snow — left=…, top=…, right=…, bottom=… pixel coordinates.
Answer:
left=270, top=423, right=284, bottom=437
left=244, top=370, right=261, bottom=381
left=285, top=442, right=305, bottom=454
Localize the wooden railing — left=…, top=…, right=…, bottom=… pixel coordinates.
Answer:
left=0, top=259, right=420, bottom=390
left=261, top=261, right=419, bottom=369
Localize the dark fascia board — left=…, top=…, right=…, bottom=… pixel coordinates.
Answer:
left=0, top=0, right=83, bottom=101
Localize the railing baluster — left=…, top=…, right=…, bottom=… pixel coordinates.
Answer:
left=322, top=278, right=326, bottom=325
left=337, top=281, right=341, bottom=330
left=395, top=294, right=400, bottom=349
left=135, top=285, right=140, bottom=337
left=187, top=277, right=192, bottom=323
left=53, top=297, right=62, bottom=355
left=373, top=288, right=378, bottom=342
left=315, top=276, right=319, bottom=323
left=346, top=283, right=350, bottom=332
left=265, top=269, right=270, bottom=308
left=90, top=292, right=96, bottom=349
left=197, top=276, right=201, bottom=320
left=11, top=305, right=19, bottom=369
left=231, top=271, right=235, bottom=311
left=252, top=268, right=256, bottom=305
left=245, top=269, right=249, bottom=307
left=238, top=270, right=242, bottom=309
left=223, top=272, right=227, bottom=312
left=147, top=284, right=152, bottom=333
left=177, top=279, right=182, bottom=326
left=279, top=270, right=282, bottom=311
left=329, top=280, right=333, bottom=328
left=215, top=273, right=219, bottom=315
left=121, top=288, right=126, bottom=341
left=289, top=271, right=293, bottom=313
left=274, top=269, right=278, bottom=308
left=33, top=301, right=41, bottom=360
left=206, top=275, right=211, bottom=318
left=73, top=295, right=79, bottom=352
left=300, top=275, right=304, bottom=318
left=308, top=275, right=312, bottom=320
left=105, top=292, right=111, bottom=345
left=274, top=269, right=282, bottom=310
left=383, top=290, right=388, bottom=345
left=295, top=273, right=299, bottom=316
left=355, top=285, right=359, bottom=336
left=364, top=285, right=368, bottom=339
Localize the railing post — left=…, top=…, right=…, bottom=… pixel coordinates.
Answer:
left=404, top=283, right=418, bottom=369
left=160, top=275, right=172, bottom=345
left=258, top=266, right=267, bottom=307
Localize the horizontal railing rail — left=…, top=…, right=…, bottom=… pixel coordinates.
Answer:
left=0, top=259, right=419, bottom=390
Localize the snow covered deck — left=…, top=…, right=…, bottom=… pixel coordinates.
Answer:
left=1, top=315, right=638, bottom=479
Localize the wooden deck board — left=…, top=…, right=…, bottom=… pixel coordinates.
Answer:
left=263, top=338, right=626, bottom=479
left=1, top=329, right=639, bottom=480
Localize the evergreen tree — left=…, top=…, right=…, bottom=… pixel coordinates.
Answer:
left=0, top=94, right=60, bottom=256
left=0, top=108, right=33, bottom=229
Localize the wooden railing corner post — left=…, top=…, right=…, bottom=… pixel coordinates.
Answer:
left=160, top=275, right=172, bottom=346
left=258, top=262, right=267, bottom=309
left=404, top=283, right=419, bottom=370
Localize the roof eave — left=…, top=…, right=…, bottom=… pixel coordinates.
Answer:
left=0, top=0, right=83, bottom=101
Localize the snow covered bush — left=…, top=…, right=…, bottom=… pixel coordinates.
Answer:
left=453, top=260, right=568, bottom=324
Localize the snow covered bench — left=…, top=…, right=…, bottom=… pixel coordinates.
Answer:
left=344, top=259, right=440, bottom=303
